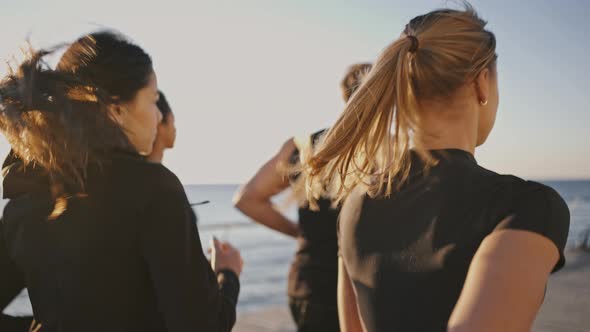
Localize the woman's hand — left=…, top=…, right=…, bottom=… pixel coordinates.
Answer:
left=209, top=237, right=244, bottom=277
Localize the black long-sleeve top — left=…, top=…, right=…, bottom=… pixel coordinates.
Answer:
left=0, top=151, right=239, bottom=332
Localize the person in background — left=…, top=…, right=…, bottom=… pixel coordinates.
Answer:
left=303, top=4, right=570, bottom=332
left=147, top=90, right=176, bottom=163
left=0, top=31, right=242, bottom=332
left=233, top=63, right=371, bottom=332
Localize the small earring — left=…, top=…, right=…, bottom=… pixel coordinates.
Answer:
left=480, top=100, right=488, bottom=106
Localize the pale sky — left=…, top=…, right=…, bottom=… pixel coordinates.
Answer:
left=0, top=0, right=588, bottom=184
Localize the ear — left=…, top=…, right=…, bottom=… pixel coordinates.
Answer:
left=108, top=103, right=125, bottom=125
left=474, top=68, right=490, bottom=105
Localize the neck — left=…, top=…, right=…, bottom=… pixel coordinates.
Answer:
left=147, top=144, right=165, bottom=163
left=417, top=100, right=478, bottom=155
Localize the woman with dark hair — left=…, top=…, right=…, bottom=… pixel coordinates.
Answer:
left=148, top=90, right=176, bottom=163
left=302, top=5, right=570, bottom=332
left=233, top=63, right=371, bottom=332
left=0, top=31, right=242, bottom=332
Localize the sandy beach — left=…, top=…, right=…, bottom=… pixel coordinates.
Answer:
left=235, top=249, right=590, bottom=332
left=533, top=249, right=590, bottom=332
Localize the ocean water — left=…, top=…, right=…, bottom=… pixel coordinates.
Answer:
left=3, top=181, right=590, bottom=316
left=543, top=180, right=590, bottom=248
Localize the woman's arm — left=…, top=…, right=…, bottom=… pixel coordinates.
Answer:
left=139, top=168, right=241, bottom=332
left=233, top=138, right=299, bottom=238
left=447, top=227, right=559, bottom=332
left=338, top=257, right=365, bottom=332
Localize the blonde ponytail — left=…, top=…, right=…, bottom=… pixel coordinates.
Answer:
left=303, top=6, right=496, bottom=206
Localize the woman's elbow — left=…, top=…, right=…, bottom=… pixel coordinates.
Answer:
left=233, top=186, right=256, bottom=213
left=232, top=188, right=247, bottom=211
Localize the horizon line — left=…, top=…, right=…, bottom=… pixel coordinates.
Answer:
left=183, top=178, right=590, bottom=186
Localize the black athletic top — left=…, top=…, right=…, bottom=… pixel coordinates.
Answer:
left=0, top=151, right=239, bottom=332
left=339, top=149, right=570, bottom=332
left=287, top=130, right=339, bottom=304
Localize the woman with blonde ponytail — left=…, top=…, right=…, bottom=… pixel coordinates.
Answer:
left=305, top=5, right=570, bottom=332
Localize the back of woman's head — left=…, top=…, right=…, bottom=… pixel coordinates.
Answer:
left=57, top=31, right=153, bottom=103
left=0, top=31, right=153, bottom=191
left=305, top=4, right=497, bottom=205
left=340, top=63, right=372, bottom=102
left=156, top=90, right=172, bottom=123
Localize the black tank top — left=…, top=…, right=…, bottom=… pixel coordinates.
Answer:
left=287, top=130, right=339, bottom=303
left=339, top=149, right=570, bottom=331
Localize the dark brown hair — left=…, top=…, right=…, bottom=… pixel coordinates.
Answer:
left=157, top=90, right=172, bottom=124
left=0, top=31, right=153, bottom=191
